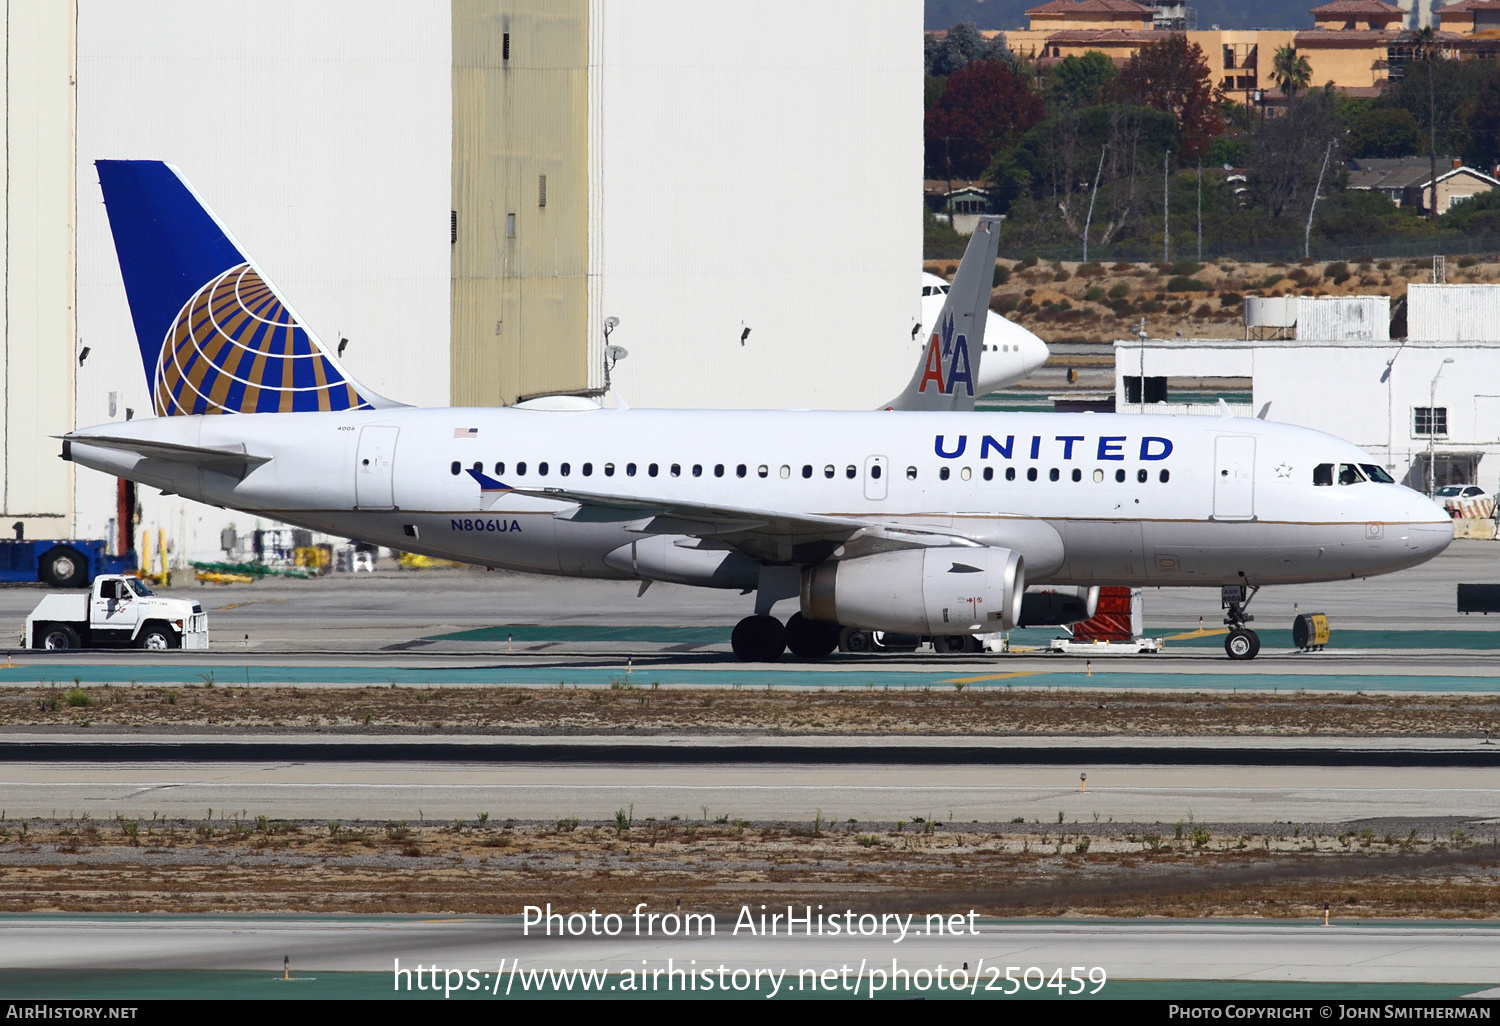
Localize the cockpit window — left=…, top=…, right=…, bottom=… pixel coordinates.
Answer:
left=1359, top=464, right=1396, bottom=484
left=1313, top=463, right=1333, bottom=487
left=1338, top=463, right=1366, bottom=485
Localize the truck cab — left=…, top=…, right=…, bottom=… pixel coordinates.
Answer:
left=23, top=575, right=207, bottom=650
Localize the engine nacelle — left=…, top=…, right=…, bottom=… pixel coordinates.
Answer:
left=603, top=536, right=759, bottom=589
left=801, top=547, right=1024, bottom=635
left=1018, top=586, right=1100, bottom=627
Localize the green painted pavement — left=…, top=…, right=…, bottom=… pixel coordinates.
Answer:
left=2, top=664, right=1498, bottom=692
left=433, top=624, right=730, bottom=643
left=0, top=969, right=1486, bottom=1000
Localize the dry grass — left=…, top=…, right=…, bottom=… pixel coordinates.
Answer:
left=3, top=683, right=1496, bottom=736
left=1, top=814, right=1495, bottom=919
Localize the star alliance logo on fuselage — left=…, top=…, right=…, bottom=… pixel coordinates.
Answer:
left=917, top=311, right=975, bottom=397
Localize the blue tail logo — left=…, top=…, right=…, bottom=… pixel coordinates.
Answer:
left=96, top=160, right=372, bottom=416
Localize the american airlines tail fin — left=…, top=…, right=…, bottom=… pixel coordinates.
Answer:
left=95, top=160, right=398, bottom=416
left=883, top=214, right=1004, bottom=412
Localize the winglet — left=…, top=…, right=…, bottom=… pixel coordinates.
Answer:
left=466, top=468, right=511, bottom=493
left=884, top=215, right=1004, bottom=412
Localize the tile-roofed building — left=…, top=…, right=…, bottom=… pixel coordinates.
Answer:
left=1025, top=0, right=1154, bottom=31
left=1437, top=0, right=1500, bottom=35
left=1310, top=0, right=1406, bottom=30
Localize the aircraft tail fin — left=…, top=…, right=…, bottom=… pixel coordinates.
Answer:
left=95, top=159, right=399, bottom=417
left=883, top=214, right=1004, bottom=412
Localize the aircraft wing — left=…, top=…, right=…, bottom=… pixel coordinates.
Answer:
left=63, top=434, right=271, bottom=472
left=467, top=469, right=982, bottom=564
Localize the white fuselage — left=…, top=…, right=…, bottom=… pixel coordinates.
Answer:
left=68, top=406, right=1453, bottom=590
left=918, top=273, right=1048, bottom=394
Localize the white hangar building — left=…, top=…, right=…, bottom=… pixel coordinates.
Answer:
left=2, top=0, right=921, bottom=562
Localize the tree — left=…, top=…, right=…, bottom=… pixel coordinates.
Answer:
left=1250, top=91, right=1343, bottom=219
left=1271, top=46, right=1312, bottom=96
left=1116, top=36, right=1222, bottom=160
left=1466, top=65, right=1500, bottom=169
left=925, top=23, right=1014, bottom=77
left=1046, top=51, right=1119, bottom=111
left=925, top=60, right=1043, bottom=178
left=1347, top=108, right=1422, bottom=158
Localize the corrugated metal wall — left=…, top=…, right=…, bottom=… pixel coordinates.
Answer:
left=2, top=0, right=77, bottom=535
left=1296, top=296, right=1390, bottom=341
left=75, top=0, right=451, bottom=557
left=1408, top=284, right=1500, bottom=341
left=594, top=0, right=922, bottom=411
left=451, top=0, right=592, bottom=406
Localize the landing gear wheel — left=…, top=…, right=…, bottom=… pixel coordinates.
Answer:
left=934, top=634, right=980, bottom=655
left=39, top=624, right=78, bottom=650
left=39, top=547, right=88, bottom=588
left=839, top=628, right=873, bottom=654
left=731, top=615, right=787, bottom=662
left=1225, top=628, right=1260, bottom=661
left=785, top=613, right=840, bottom=659
left=136, top=625, right=179, bottom=651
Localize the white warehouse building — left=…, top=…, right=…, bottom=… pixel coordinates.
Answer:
left=2, top=0, right=922, bottom=564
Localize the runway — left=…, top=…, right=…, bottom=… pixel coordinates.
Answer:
left=1, top=916, right=1496, bottom=992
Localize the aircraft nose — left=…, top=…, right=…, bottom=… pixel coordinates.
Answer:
left=1019, top=327, right=1050, bottom=376
left=1401, top=492, right=1454, bottom=562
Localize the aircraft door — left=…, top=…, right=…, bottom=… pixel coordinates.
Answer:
left=355, top=426, right=399, bottom=510
left=864, top=455, right=888, bottom=501
left=1213, top=435, right=1255, bottom=521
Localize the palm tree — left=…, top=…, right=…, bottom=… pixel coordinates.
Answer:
left=1271, top=45, right=1312, bottom=96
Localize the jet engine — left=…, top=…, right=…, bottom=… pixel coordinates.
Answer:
left=1018, top=586, right=1100, bottom=627
left=800, top=547, right=1024, bottom=635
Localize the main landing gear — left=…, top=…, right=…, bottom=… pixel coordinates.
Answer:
left=1221, top=581, right=1261, bottom=661
left=730, top=613, right=842, bottom=662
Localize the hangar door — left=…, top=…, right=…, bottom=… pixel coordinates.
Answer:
left=355, top=426, right=399, bottom=510
left=1213, top=436, right=1255, bottom=521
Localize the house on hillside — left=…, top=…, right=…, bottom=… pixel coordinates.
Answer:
left=1347, top=156, right=1500, bottom=214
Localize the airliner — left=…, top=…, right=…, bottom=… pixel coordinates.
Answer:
left=64, top=161, right=1453, bottom=662
left=916, top=272, right=1049, bottom=397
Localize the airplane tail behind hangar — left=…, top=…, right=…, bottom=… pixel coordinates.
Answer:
left=883, top=214, right=1004, bottom=412
left=95, top=159, right=396, bottom=417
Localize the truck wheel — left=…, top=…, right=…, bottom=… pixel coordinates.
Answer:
left=137, top=624, right=179, bottom=651
left=40, top=624, right=79, bottom=650
left=40, top=547, right=89, bottom=588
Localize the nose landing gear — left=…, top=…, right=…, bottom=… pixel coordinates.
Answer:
left=1221, top=581, right=1261, bottom=661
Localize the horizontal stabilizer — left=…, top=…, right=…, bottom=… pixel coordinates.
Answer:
left=64, top=434, right=270, bottom=472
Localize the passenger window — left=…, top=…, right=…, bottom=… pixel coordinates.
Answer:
left=1049, top=468, right=1060, bottom=482
left=961, top=467, right=972, bottom=481
left=450, top=462, right=460, bottom=475
left=758, top=465, right=769, bottom=478
left=1137, top=469, right=1147, bottom=483
left=1071, top=469, right=1082, bottom=482
left=1006, top=467, right=1016, bottom=481
left=1115, top=469, right=1125, bottom=483
left=1159, top=469, right=1170, bottom=483
left=871, top=465, right=882, bottom=479
left=780, top=466, right=791, bottom=479
left=539, top=462, right=549, bottom=476
left=824, top=465, right=835, bottom=479
left=983, top=467, right=993, bottom=481
left=1338, top=463, right=1364, bottom=485
left=605, top=463, right=615, bottom=477
left=472, top=462, right=482, bottom=474
left=626, top=463, right=636, bottom=477
left=1027, top=468, right=1038, bottom=482
left=736, top=464, right=746, bottom=478
left=560, top=463, right=570, bottom=476
left=940, top=467, right=950, bottom=481
left=650, top=464, right=659, bottom=477
left=845, top=465, right=856, bottom=479
left=1093, top=469, right=1104, bottom=483
left=670, top=464, right=680, bottom=477
left=582, top=463, right=592, bottom=476
left=1314, top=463, right=1333, bottom=486
left=693, top=464, right=702, bottom=477
left=906, top=466, right=918, bottom=480
left=801, top=465, right=812, bottom=479
left=714, top=464, right=724, bottom=478
left=516, top=461, right=527, bottom=476
left=495, top=462, right=506, bottom=475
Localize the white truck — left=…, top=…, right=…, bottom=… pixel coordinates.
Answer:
left=23, top=574, right=208, bottom=650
